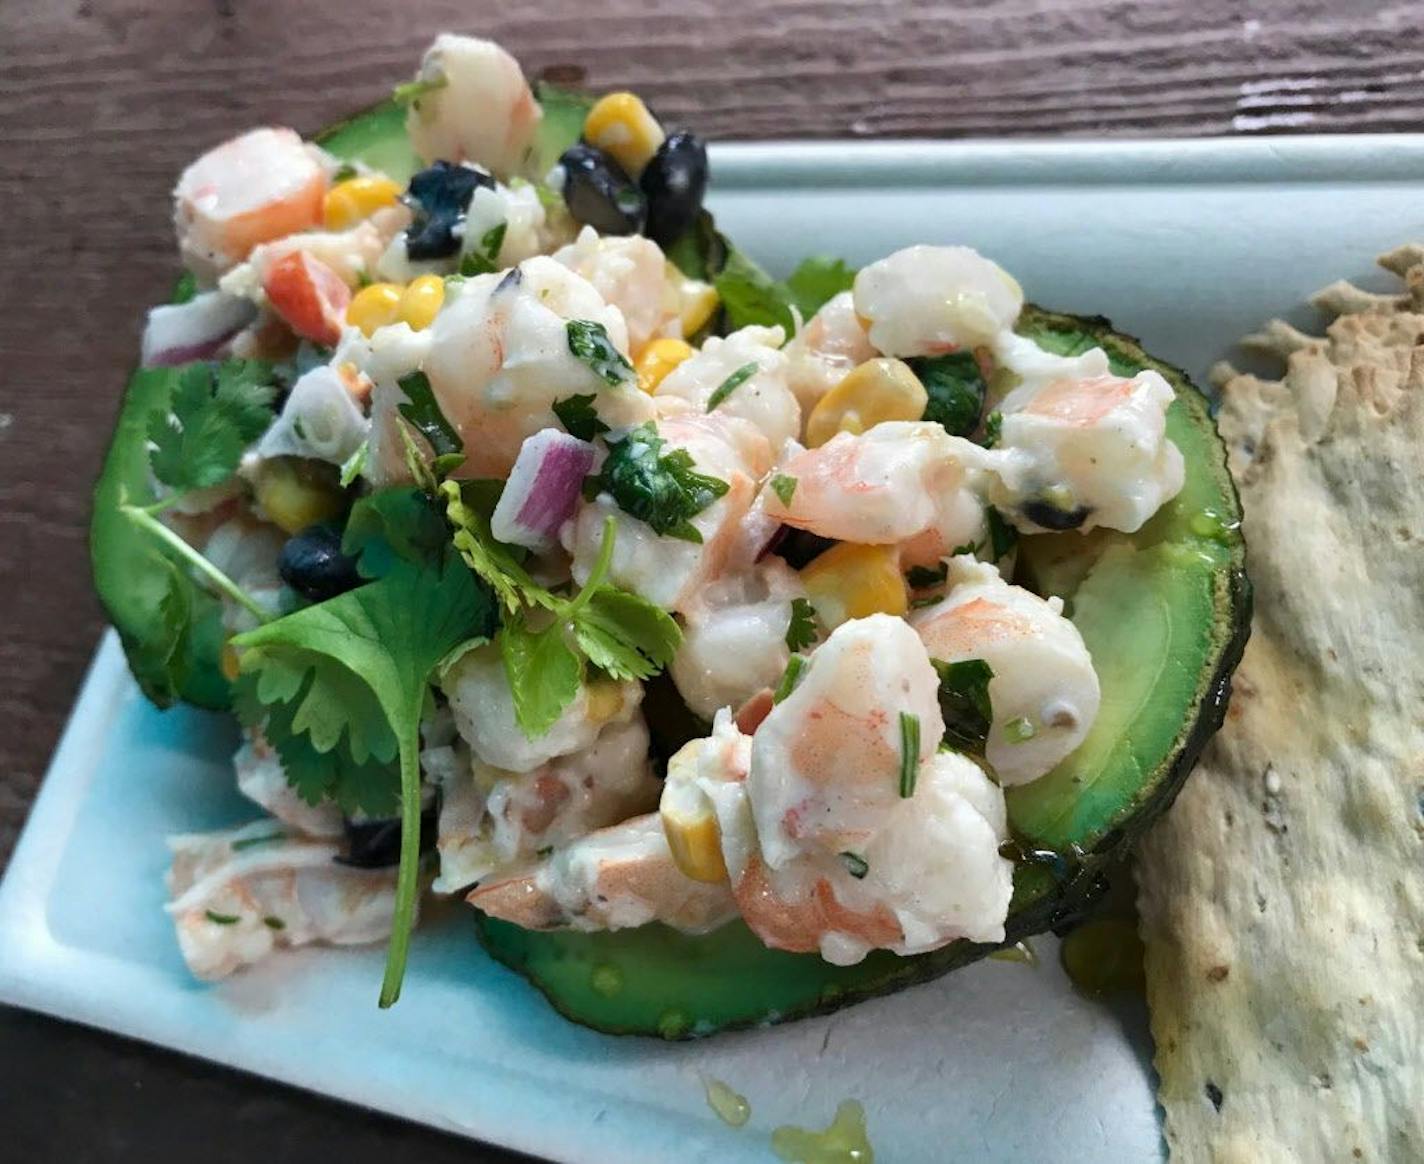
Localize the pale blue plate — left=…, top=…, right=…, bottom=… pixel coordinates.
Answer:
left=4, top=137, right=1423, bottom=1163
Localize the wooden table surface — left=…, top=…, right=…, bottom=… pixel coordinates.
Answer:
left=1, top=1, right=1420, bottom=1160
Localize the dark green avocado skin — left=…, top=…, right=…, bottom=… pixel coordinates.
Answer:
left=474, top=309, right=1250, bottom=1039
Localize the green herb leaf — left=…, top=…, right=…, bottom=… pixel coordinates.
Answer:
left=983, top=410, right=1004, bottom=448
left=391, top=73, right=448, bottom=108
left=784, top=256, right=857, bottom=318
left=339, top=441, right=369, bottom=487
left=898, top=711, right=921, bottom=798
left=599, top=422, right=729, bottom=543
left=706, top=361, right=759, bottom=411
left=950, top=541, right=979, bottom=558
left=910, top=352, right=986, bottom=438
left=770, top=473, right=798, bottom=507
left=205, top=910, right=240, bottom=926
left=331, top=163, right=359, bottom=183
left=932, top=657, right=995, bottom=755
left=459, top=221, right=508, bottom=276
left=396, top=371, right=464, bottom=477
left=567, top=319, right=634, bottom=386
left=440, top=479, right=548, bottom=613
left=264, top=915, right=286, bottom=930
left=499, top=616, right=583, bottom=739
left=573, top=587, right=682, bottom=681
left=906, top=562, right=948, bottom=589
left=233, top=551, right=496, bottom=1007
left=552, top=393, right=610, bottom=442
left=147, top=360, right=276, bottom=494
left=784, top=597, right=819, bottom=651
left=839, top=851, right=869, bottom=880
left=986, top=507, right=1017, bottom=560
left=773, top=654, right=808, bottom=704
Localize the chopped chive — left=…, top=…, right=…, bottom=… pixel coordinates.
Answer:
left=263, top=916, right=286, bottom=930
left=1004, top=715, right=1037, bottom=743
left=773, top=654, right=808, bottom=703
left=706, top=362, right=759, bottom=411
left=770, top=472, right=798, bottom=507
left=205, top=910, right=240, bottom=926
left=231, top=830, right=286, bottom=852
left=898, top=711, right=921, bottom=798
left=839, top=852, right=869, bottom=880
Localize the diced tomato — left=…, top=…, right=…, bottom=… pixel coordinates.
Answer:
left=262, top=251, right=351, bottom=346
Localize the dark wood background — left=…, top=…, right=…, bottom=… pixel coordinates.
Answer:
left=1, top=1, right=1421, bottom=1160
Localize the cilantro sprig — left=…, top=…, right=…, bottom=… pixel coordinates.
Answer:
left=785, top=597, right=818, bottom=651
left=933, top=658, right=995, bottom=755
left=597, top=421, right=729, bottom=543
left=441, top=481, right=681, bottom=736
left=567, top=319, right=634, bottom=386
left=146, top=359, right=276, bottom=498
left=552, top=393, right=609, bottom=442
left=713, top=253, right=857, bottom=333
left=459, top=222, right=508, bottom=277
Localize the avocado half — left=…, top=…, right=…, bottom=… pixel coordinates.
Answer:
left=91, top=100, right=1250, bottom=1035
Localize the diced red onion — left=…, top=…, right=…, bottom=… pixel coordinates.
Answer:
left=141, top=291, right=257, bottom=367
left=492, top=429, right=597, bottom=550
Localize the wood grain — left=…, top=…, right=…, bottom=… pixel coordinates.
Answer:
left=1, top=0, right=1422, bottom=862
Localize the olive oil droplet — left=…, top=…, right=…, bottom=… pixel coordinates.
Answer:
left=1060, top=917, right=1146, bottom=997
left=704, top=1078, right=750, bottom=1128
left=771, top=1099, right=874, bottom=1163
left=988, top=939, right=1038, bottom=966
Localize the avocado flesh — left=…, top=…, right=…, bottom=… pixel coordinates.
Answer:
left=474, top=308, right=1250, bottom=1037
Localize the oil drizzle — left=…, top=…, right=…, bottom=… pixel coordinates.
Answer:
left=988, top=939, right=1038, bottom=966
left=1059, top=917, right=1146, bottom=997
left=771, top=1100, right=874, bottom=1163
left=704, top=1078, right=750, bottom=1128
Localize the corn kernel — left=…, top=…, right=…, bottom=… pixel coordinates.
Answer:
left=346, top=282, right=404, bottom=337
left=636, top=337, right=694, bottom=394
left=585, top=678, right=625, bottom=725
left=583, top=91, right=666, bottom=178
left=323, top=175, right=402, bottom=231
left=660, top=741, right=728, bottom=883
left=220, top=642, right=242, bottom=683
left=398, top=274, right=445, bottom=332
left=805, top=357, right=928, bottom=448
left=678, top=279, right=720, bottom=337
left=253, top=457, right=345, bottom=535
left=799, top=542, right=908, bottom=629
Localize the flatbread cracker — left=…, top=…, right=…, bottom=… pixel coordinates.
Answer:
left=1136, top=248, right=1424, bottom=1163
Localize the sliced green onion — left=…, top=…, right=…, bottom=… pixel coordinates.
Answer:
left=205, top=910, right=240, bottom=926
left=898, top=711, right=921, bottom=798
left=706, top=362, right=759, bottom=411
left=773, top=655, right=808, bottom=704
left=839, top=852, right=869, bottom=880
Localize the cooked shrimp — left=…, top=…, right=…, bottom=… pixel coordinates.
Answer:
left=563, top=411, right=771, bottom=612
left=654, top=325, right=801, bottom=450
left=670, top=558, right=806, bottom=719
left=441, top=641, right=644, bottom=773
left=174, top=127, right=328, bottom=283
left=911, top=556, right=1099, bottom=785
left=433, top=714, right=660, bottom=893
left=553, top=227, right=681, bottom=353
left=405, top=34, right=543, bottom=179
left=853, top=245, right=1023, bottom=358
left=986, top=367, right=1185, bottom=534
left=467, top=814, right=738, bottom=934
left=166, top=822, right=403, bottom=980
left=783, top=291, right=876, bottom=414
left=761, top=420, right=985, bottom=548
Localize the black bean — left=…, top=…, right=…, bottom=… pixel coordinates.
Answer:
left=337, top=804, right=438, bottom=869
left=558, top=143, right=646, bottom=235
left=1021, top=498, right=1092, bottom=531
left=404, top=160, right=495, bottom=260
left=641, top=132, right=709, bottom=247
left=278, top=524, right=363, bottom=603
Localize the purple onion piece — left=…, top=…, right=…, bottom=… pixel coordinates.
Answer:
left=492, top=429, right=597, bottom=550
left=141, top=291, right=257, bottom=367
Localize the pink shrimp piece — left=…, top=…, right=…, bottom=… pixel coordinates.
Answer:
left=733, top=857, right=902, bottom=956
left=174, top=127, right=327, bottom=282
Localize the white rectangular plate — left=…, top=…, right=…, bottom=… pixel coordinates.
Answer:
left=5, top=137, right=1424, bottom=1163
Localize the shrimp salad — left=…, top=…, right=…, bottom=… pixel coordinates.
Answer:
left=103, top=34, right=1191, bottom=1000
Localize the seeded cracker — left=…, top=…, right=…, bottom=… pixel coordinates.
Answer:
left=1136, top=244, right=1424, bottom=1163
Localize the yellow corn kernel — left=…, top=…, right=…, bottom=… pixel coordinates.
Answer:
left=323, top=175, right=402, bottom=231
left=585, top=678, right=625, bottom=725
left=220, top=642, right=242, bottom=682
left=635, top=337, right=694, bottom=394
left=583, top=91, right=665, bottom=178
left=805, top=357, right=929, bottom=448
left=799, top=542, right=908, bottom=630
left=398, top=274, right=445, bottom=332
left=253, top=457, right=345, bottom=535
left=679, top=279, right=720, bottom=337
left=660, top=741, right=728, bottom=883
left=346, top=282, right=404, bottom=337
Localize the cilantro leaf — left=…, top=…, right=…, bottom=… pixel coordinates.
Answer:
left=234, top=551, right=496, bottom=1006
left=147, top=360, right=276, bottom=494
left=785, top=596, right=818, bottom=651
left=770, top=473, right=798, bottom=507
left=784, top=257, right=857, bottom=318
left=706, top=362, right=759, bottom=411
left=906, top=562, right=948, bottom=589
left=932, top=658, right=995, bottom=755
left=499, top=617, right=583, bottom=738
left=567, top=319, right=633, bottom=386
left=440, top=479, right=549, bottom=613
left=343, top=487, right=450, bottom=579
left=986, top=507, right=1017, bottom=560
left=396, top=371, right=464, bottom=477
left=598, top=422, right=729, bottom=543
left=910, top=352, right=986, bottom=438
left=459, top=221, right=508, bottom=277
left=552, top=393, right=610, bottom=442
left=573, top=587, right=681, bottom=681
